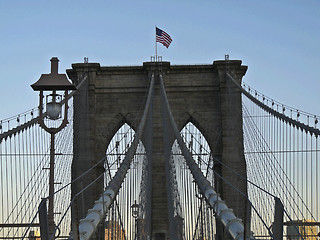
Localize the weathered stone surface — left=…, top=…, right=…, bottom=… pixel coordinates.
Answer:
left=67, top=60, right=248, bottom=240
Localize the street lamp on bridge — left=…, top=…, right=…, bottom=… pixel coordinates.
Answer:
left=131, top=200, right=140, bottom=240
left=31, top=57, right=76, bottom=239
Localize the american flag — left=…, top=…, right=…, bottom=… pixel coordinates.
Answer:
left=156, top=27, right=172, bottom=48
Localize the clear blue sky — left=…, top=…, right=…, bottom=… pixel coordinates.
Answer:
left=0, top=0, right=319, bottom=119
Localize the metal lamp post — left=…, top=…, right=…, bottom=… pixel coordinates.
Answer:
left=31, top=57, right=76, bottom=239
left=131, top=200, right=140, bottom=240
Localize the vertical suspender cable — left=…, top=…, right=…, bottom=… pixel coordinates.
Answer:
left=310, top=133, right=313, bottom=219
left=305, top=131, right=308, bottom=219
left=317, top=137, right=319, bottom=221
left=0, top=143, right=2, bottom=237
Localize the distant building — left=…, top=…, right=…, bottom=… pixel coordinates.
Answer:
left=28, top=230, right=40, bottom=240
left=287, top=219, right=319, bottom=240
left=105, top=220, right=126, bottom=239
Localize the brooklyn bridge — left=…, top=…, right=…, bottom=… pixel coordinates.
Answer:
left=0, top=56, right=319, bottom=240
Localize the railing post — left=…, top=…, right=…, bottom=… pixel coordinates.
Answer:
left=273, top=197, right=284, bottom=240
left=38, top=198, right=49, bottom=240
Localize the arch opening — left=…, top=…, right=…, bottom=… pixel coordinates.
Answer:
left=170, top=122, right=216, bottom=240
left=103, top=123, right=147, bottom=240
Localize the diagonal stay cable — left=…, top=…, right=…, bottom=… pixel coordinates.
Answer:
left=48, top=172, right=105, bottom=240
left=242, top=100, right=315, bottom=221
left=230, top=73, right=317, bottom=225
left=21, top=170, right=104, bottom=240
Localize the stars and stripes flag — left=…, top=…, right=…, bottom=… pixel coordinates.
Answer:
left=156, top=27, right=172, bottom=48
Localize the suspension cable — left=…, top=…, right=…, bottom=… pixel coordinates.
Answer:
left=74, top=74, right=154, bottom=240
left=227, top=73, right=320, bottom=137
left=159, top=74, right=244, bottom=240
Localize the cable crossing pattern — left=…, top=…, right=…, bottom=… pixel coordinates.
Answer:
left=0, top=62, right=320, bottom=240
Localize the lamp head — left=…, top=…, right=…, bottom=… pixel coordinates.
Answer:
left=46, top=93, right=62, bottom=120
left=31, top=57, right=76, bottom=91
left=131, top=200, right=140, bottom=219
left=31, top=58, right=75, bottom=120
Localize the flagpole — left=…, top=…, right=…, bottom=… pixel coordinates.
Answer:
left=155, top=25, right=157, bottom=61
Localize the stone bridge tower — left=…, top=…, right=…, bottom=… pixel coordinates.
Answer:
left=67, top=59, right=248, bottom=240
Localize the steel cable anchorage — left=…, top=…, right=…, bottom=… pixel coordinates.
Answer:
left=75, top=74, right=155, bottom=240
left=159, top=74, right=244, bottom=240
